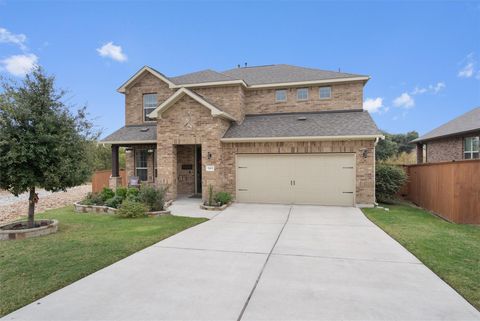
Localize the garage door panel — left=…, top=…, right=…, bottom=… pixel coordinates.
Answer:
left=237, top=155, right=293, bottom=204
left=236, top=154, right=355, bottom=206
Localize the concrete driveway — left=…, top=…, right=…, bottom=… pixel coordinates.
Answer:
left=3, top=204, right=479, bottom=320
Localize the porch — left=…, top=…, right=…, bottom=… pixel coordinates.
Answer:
left=108, top=144, right=203, bottom=200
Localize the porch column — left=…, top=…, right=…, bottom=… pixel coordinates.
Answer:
left=109, top=145, right=122, bottom=190
left=111, top=145, right=120, bottom=177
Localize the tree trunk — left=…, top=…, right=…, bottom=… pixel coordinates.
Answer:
left=28, top=187, right=36, bottom=228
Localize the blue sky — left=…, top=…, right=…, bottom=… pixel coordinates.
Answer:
left=1, top=1, right=479, bottom=137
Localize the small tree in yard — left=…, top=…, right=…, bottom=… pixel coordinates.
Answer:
left=0, top=68, right=96, bottom=228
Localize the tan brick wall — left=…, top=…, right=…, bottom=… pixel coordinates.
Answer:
left=156, top=95, right=230, bottom=200
left=194, top=85, right=245, bottom=122
left=176, top=145, right=195, bottom=194
left=244, top=81, right=364, bottom=114
left=220, top=140, right=375, bottom=205
left=125, top=71, right=174, bottom=125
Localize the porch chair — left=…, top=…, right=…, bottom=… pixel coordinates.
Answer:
left=128, top=176, right=141, bottom=188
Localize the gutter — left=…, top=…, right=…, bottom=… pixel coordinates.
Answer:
left=220, top=134, right=384, bottom=143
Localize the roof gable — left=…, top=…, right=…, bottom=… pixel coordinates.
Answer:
left=117, top=66, right=176, bottom=93
left=412, top=106, right=480, bottom=143
left=148, top=88, right=236, bottom=121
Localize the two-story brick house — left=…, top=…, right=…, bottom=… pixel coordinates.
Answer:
left=101, top=64, right=382, bottom=207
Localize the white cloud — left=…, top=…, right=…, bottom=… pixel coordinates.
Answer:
left=458, top=53, right=476, bottom=78
left=411, top=86, right=427, bottom=95
left=458, top=62, right=474, bottom=78
left=393, top=92, right=415, bottom=109
left=411, top=82, right=446, bottom=95
left=363, top=97, right=385, bottom=113
left=0, top=27, right=27, bottom=50
left=430, top=82, right=445, bottom=93
left=96, top=42, right=127, bottom=62
left=1, top=54, right=38, bottom=76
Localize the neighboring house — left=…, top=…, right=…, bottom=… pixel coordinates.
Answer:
left=101, top=64, right=382, bottom=207
left=412, top=107, right=480, bottom=163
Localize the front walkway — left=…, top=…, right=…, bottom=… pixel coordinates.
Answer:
left=3, top=204, right=479, bottom=320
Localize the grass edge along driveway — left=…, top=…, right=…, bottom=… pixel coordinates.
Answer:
left=363, top=204, right=480, bottom=311
left=0, top=206, right=207, bottom=317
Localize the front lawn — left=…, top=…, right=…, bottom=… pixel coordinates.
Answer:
left=0, top=207, right=207, bottom=317
left=363, top=204, right=480, bottom=311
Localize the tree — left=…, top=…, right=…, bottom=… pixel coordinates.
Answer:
left=0, top=68, right=96, bottom=227
left=376, top=131, right=419, bottom=161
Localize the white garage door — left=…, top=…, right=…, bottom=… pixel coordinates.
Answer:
left=236, top=154, right=355, bottom=206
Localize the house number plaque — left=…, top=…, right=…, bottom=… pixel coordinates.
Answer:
left=206, top=165, right=215, bottom=172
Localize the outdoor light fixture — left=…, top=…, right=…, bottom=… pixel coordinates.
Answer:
left=360, top=148, right=368, bottom=158
left=208, top=152, right=212, bottom=160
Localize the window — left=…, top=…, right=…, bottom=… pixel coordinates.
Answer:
left=135, top=149, right=148, bottom=181
left=464, top=136, right=479, bottom=159
left=275, top=89, right=287, bottom=102
left=319, top=86, right=332, bottom=99
left=143, top=93, right=157, bottom=121
left=297, top=88, right=309, bottom=101
left=422, top=144, right=427, bottom=163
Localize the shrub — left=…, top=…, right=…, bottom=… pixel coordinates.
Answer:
left=126, top=187, right=140, bottom=202
left=375, top=164, right=407, bottom=203
left=115, top=187, right=128, bottom=200
left=116, top=200, right=147, bottom=218
left=214, top=192, right=232, bottom=205
left=138, top=185, right=167, bottom=211
left=81, top=192, right=104, bottom=205
left=104, top=195, right=123, bottom=209
left=100, top=187, right=115, bottom=202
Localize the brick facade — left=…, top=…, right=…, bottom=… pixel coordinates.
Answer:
left=418, top=131, right=480, bottom=163
left=221, top=140, right=375, bottom=205
left=156, top=95, right=230, bottom=200
left=244, top=81, right=363, bottom=115
left=120, top=70, right=376, bottom=205
left=125, top=72, right=174, bottom=125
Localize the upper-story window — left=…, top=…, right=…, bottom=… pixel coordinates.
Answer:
left=319, top=86, right=332, bottom=99
left=296, top=88, right=309, bottom=101
left=464, top=136, right=479, bottom=159
left=143, top=93, right=157, bottom=122
left=275, top=89, right=287, bottom=102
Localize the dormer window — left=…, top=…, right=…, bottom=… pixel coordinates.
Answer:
left=297, top=88, right=309, bottom=101
left=275, top=89, right=287, bottom=102
left=143, top=93, right=157, bottom=122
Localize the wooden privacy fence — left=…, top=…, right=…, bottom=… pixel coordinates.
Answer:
left=91, top=169, right=126, bottom=193
left=401, top=160, right=480, bottom=224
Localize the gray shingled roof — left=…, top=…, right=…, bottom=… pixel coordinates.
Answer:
left=222, top=64, right=367, bottom=86
left=100, top=124, right=157, bottom=144
left=412, top=107, right=480, bottom=143
left=170, top=69, right=236, bottom=85
left=223, top=110, right=381, bottom=139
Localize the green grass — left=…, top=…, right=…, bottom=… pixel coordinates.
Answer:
left=363, top=204, right=480, bottom=310
left=0, top=207, right=207, bottom=317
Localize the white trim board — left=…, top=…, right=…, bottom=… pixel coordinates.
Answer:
left=221, top=134, right=384, bottom=143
